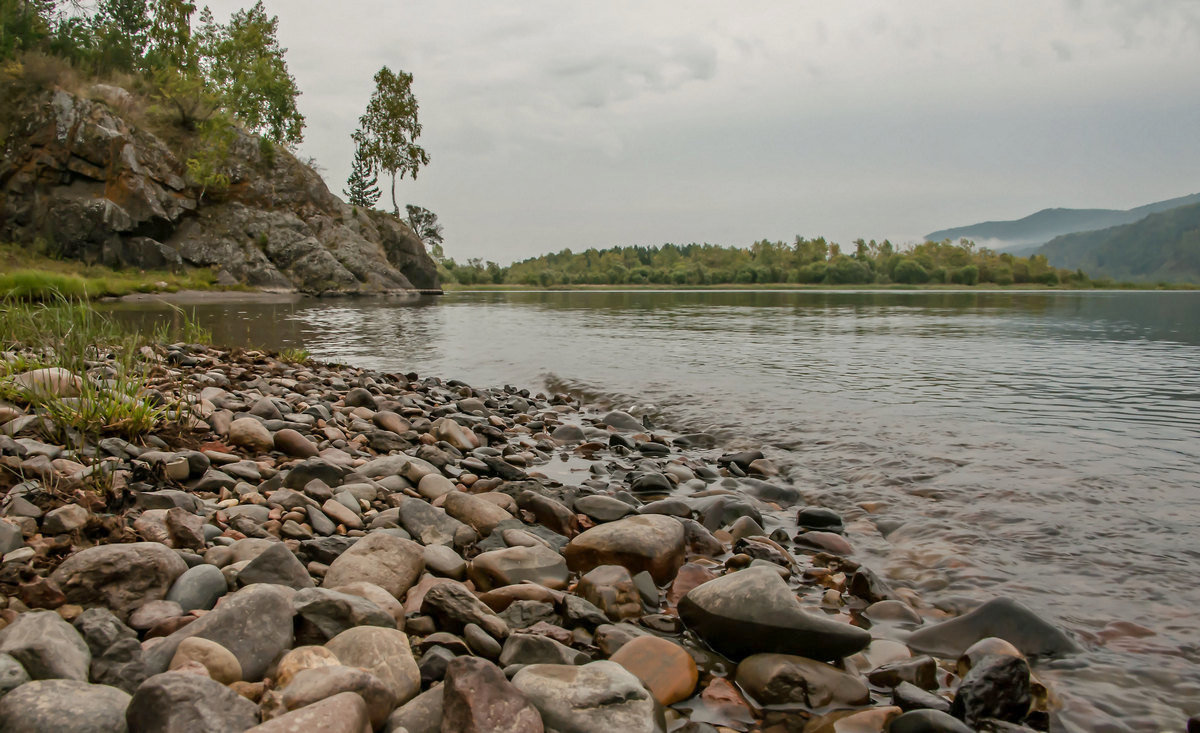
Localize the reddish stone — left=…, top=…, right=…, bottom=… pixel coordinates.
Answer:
left=609, top=635, right=698, bottom=706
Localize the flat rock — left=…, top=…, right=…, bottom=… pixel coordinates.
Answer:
left=512, top=661, right=664, bottom=733
left=13, top=368, right=82, bottom=398
left=126, top=671, right=260, bottom=732
left=609, top=634, right=698, bottom=706
left=325, top=626, right=421, bottom=707
left=677, top=566, right=870, bottom=661
left=469, top=544, right=569, bottom=592
left=563, top=514, right=686, bottom=585
left=0, top=610, right=90, bottom=681
left=50, top=542, right=188, bottom=621
left=442, top=656, right=544, bottom=733
left=143, top=583, right=295, bottom=681
left=906, top=598, right=1080, bottom=659
left=735, top=653, right=870, bottom=707
left=575, top=495, right=635, bottom=522
left=322, top=532, right=424, bottom=599
left=0, top=679, right=130, bottom=733
left=247, top=691, right=372, bottom=733
left=443, top=491, right=512, bottom=536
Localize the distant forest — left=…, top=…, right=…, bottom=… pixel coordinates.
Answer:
left=441, top=237, right=1093, bottom=287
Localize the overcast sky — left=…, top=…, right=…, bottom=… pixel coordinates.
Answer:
left=205, top=0, right=1200, bottom=263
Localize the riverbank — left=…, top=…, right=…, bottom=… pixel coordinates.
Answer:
left=0, top=299, right=1123, bottom=731
left=443, top=281, right=1198, bottom=292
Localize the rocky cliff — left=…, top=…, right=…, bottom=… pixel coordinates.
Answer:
left=0, top=85, right=440, bottom=293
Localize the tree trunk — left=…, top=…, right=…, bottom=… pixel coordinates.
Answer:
left=390, top=172, right=398, bottom=217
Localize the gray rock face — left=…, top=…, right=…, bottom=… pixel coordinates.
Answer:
left=906, top=598, right=1080, bottom=659
left=0, top=88, right=439, bottom=293
left=49, top=542, right=188, bottom=621
left=143, top=583, right=295, bottom=681
left=0, top=610, right=91, bottom=681
left=0, top=679, right=131, bottom=733
left=512, top=661, right=664, bottom=733
left=126, top=671, right=260, bottom=733
left=677, top=566, right=871, bottom=662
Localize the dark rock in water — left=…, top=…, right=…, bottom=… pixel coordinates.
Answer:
left=866, top=655, right=938, bottom=690
left=906, top=598, right=1080, bottom=659
left=0, top=679, right=130, bottom=733
left=602, top=411, right=644, bottom=432
left=126, top=671, right=259, bottom=732
left=638, top=499, right=692, bottom=517
left=739, top=478, right=801, bottom=506
left=893, top=680, right=952, bottom=713
left=610, top=434, right=637, bottom=451
left=143, top=583, right=295, bottom=681
left=735, top=653, right=870, bottom=707
left=718, top=450, right=764, bottom=470
left=796, top=506, right=845, bottom=533
left=847, top=566, right=896, bottom=603
left=482, top=455, right=529, bottom=481
left=74, top=608, right=148, bottom=693
left=630, top=472, right=673, bottom=495
left=442, top=656, right=545, bottom=733
left=698, top=496, right=762, bottom=532
left=637, top=441, right=670, bottom=456
left=0, top=610, right=91, bottom=681
left=678, top=566, right=870, bottom=662
left=575, top=495, right=635, bottom=522
left=949, top=654, right=1032, bottom=726
left=889, top=709, right=973, bottom=733
left=237, top=541, right=315, bottom=590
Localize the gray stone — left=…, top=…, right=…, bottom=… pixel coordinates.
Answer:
left=0, top=520, right=23, bottom=555
left=575, top=495, right=635, bottom=522
left=420, top=581, right=508, bottom=640
left=0, top=653, right=30, bottom=696
left=499, top=634, right=588, bottom=667
left=50, top=542, right=188, bottom=621
left=42, top=503, right=89, bottom=534
left=294, top=587, right=396, bottom=641
left=512, top=661, right=664, bottom=733
left=237, top=542, right=315, bottom=590
left=395, top=497, right=475, bottom=547
left=143, top=583, right=295, bottom=681
left=322, top=532, right=423, bottom=599
left=165, top=563, right=228, bottom=612
left=0, top=610, right=90, bottom=681
left=281, top=665, right=394, bottom=730
left=126, top=671, right=260, bottom=732
left=325, top=626, right=421, bottom=707
left=0, top=679, right=130, bottom=733
left=73, top=608, right=147, bottom=694
left=384, top=685, right=442, bottom=733
left=678, top=565, right=870, bottom=662
left=246, top=691, right=372, bottom=733
left=906, top=598, right=1080, bottom=659
left=423, top=543, right=467, bottom=579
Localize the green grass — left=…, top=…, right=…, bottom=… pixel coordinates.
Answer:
left=0, top=295, right=209, bottom=443
left=0, top=242, right=222, bottom=301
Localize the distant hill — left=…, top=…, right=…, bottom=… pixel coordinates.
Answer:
left=925, top=192, right=1200, bottom=253
left=1035, top=202, right=1200, bottom=283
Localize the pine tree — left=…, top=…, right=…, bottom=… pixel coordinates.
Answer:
left=344, top=145, right=380, bottom=208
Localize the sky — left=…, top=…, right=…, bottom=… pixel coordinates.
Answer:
left=204, top=0, right=1200, bottom=263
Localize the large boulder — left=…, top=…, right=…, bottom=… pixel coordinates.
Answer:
left=321, top=532, right=424, bottom=599
left=0, top=679, right=130, bottom=733
left=0, top=610, right=91, bottom=681
left=511, top=661, right=664, bottom=733
left=324, top=627, right=421, bottom=707
left=50, top=542, right=188, bottom=621
left=142, top=583, right=295, bottom=681
left=563, top=515, right=686, bottom=585
left=126, top=671, right=260, bottom=732
left=677, top=566, right=871, bottom=661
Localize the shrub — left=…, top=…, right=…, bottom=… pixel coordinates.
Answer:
left=892, top=258, right=929, bottom=284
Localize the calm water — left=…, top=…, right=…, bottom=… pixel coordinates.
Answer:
left=110, top=290, right=1200, bottom=729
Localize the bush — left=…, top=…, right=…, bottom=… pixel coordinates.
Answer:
left=950, top=265, right=979, bottom=285
left=824, top=257, right=872, bottom=284
left=892, top=258, right=929, bottom=284
left=796, top=262, right=827, bottom=283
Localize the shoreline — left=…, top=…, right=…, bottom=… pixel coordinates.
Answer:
left=0, top=334, right=1115, bottom=731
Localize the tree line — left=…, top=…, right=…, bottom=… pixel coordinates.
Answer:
left=440, top=237, right=1091, bottom=287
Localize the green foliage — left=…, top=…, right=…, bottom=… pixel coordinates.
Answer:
left=0, top=242, right=218, bottom=299
left=893, top=258, right=929, bottom=284
left=344, top=144, right=380, bottom=208
left=152, top=65, right=218, bottom=130
left=184, top=113, right=235, bottom=198
left=0, top=0, right=56, bottom=61
left=354, top=65, right=430, bottom=216
left=405, top=204, right=443, bottom=249
left=196, top=1, right=304, bottom=145
left=91, top=0, right=152, bottom=72
left=257, top=134, right=275, bottom=168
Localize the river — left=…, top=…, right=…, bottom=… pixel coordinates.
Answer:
left=108, top=289, right=1200, bottom=729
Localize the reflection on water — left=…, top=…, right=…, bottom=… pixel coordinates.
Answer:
left=107, top=289, right=1200, bottom=728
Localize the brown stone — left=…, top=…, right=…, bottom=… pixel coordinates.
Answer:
left=609, top=635, right=698, bottom=705
left=275, top=645, right=341, bottom=688
left=248, top=690, right=372, bottom=733
left=321, top=532, right=423, bottom=599
left=281, top=665, right=395, bottom=730
left=442, top=656, right=544, bottom=733
left=274, top=428, right=319, bottom=458
left=576, top=565, right=642, bottom=621
left=666, top=563, right=717, bottom=608
left=564, top=514, right=685, bottom=585
left=735, top=653, right=870, bottom=708
left=468, top=544, right=568, bottom=592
